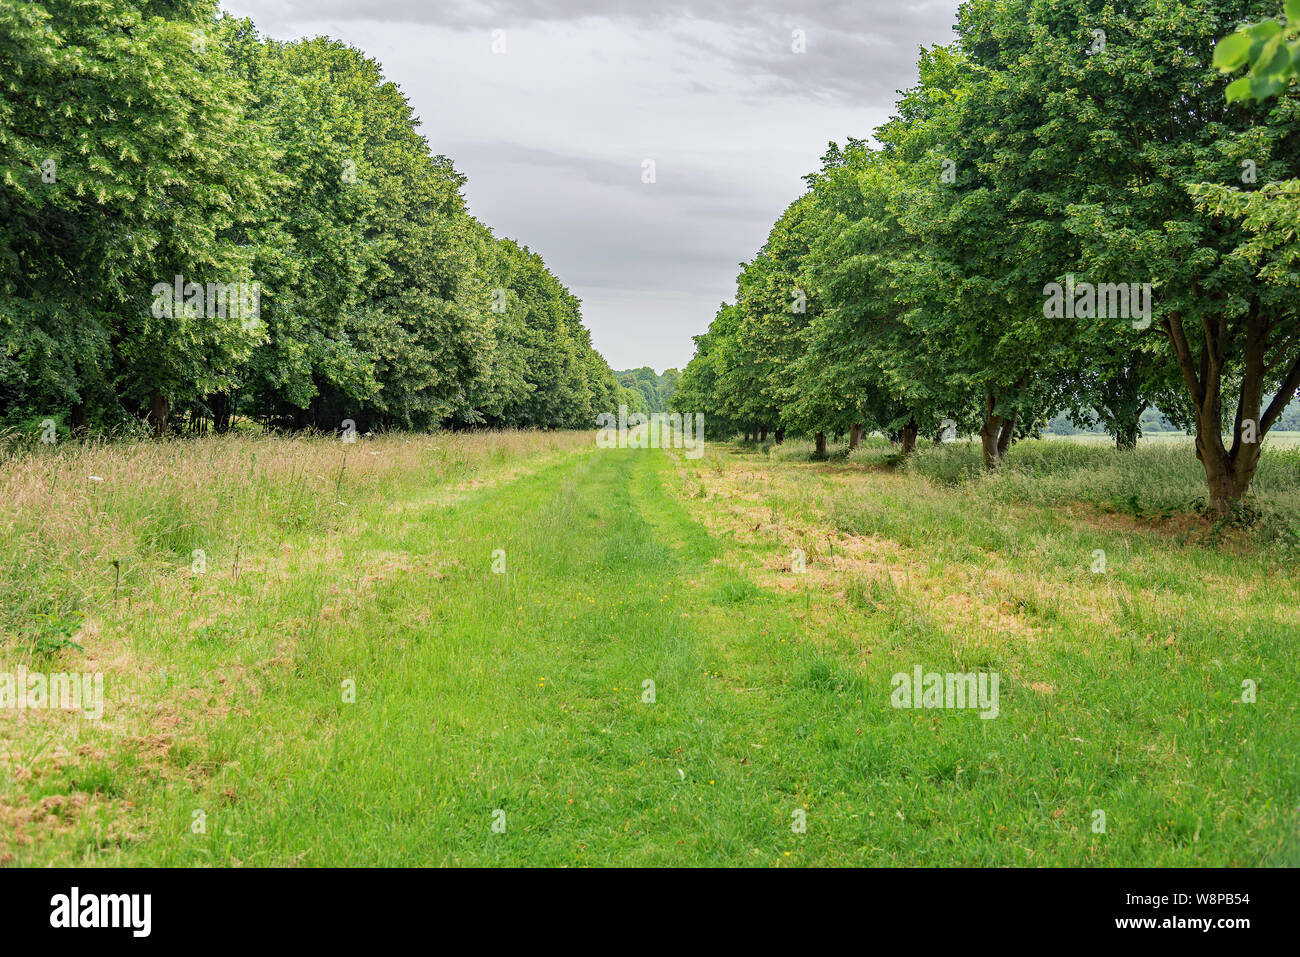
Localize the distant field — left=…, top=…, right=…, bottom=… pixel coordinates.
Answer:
left=1, top=432, right=1295, bottom=865
left=1041, top=431, right=1300, bottom=449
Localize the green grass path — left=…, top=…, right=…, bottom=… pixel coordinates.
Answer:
left=132, top=445, right=867, bottom=865
left=142, top=445, right=781, bottom=864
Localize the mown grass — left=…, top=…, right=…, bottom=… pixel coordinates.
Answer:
left=683, top=438, right=1297, bottom=865
left=1, top=430, right=1295, bottom=865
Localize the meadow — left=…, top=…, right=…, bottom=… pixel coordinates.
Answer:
left=0, top=430, right=1295, bottom=865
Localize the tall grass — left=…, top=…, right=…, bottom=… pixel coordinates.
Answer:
left=731, top=432, right=1300, bottom=549
left=900, top=439, right=1300, bottom=542
left=0, top=430, right=586, bottom=655
left=2, top=431, right=1295, bottom=865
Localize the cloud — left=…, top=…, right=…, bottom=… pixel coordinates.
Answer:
left=238, top=0, right=959, bottom=99
left=223, top=0, right=962, bottom=369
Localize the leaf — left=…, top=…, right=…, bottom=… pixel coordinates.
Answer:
left=1257, top=37, right=1292, bottom=79
left=1288, top=0, right=1300, bottom=25
left=1253, top=32, right=1285, bottom=72
left=1249, top=70, right=1284, bottom=100
left=1212, top=32, right=1251, bottom=71
left=1225, top=76, right=1254, bottom=102
left=1250, top=19, right=1284, bottom=43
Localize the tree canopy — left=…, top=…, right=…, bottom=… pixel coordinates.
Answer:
left=1, top=2, right=625, bottom=436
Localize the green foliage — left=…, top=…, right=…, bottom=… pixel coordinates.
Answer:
left=677, top=0, right=1300, bottom=511
left=1, top=0, right=269, bottom=429
left=23, top=611, right=85, bottom=657
left=0, top=2, right=619, bottom=435
left=614, top=367, right=679, bottom=414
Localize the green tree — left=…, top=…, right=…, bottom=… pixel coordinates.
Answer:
left=1, top=0, right=272, bottom=434
left=948, top=0, right=1299, bottom=508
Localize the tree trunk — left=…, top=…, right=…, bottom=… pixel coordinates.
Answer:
left=211, top=392, right=233, bottom=434
left=814, top=431, right=827, bottom=458
left=996, top=411, right=1017, bottom=458
left=900, top=417, right=918, bottom=455
left=1194, top=393, right=1263, bottom=518
left=849, top=423, right=863, bottom=450
left=1115, top=410, right=1140, bottom=451
left=760, top=425, right=768, bottom=442
left=70, top=401, right=88, bottom=440
left=1162, top=303, right=1298, bottom=517
left=147, top=389, right=169, bottom=438
left=980, top=382, right=1026, bottom=468
left=979, top=388, right=1006, bottom=469
left=774, top=428, right=784, bottom=444
left=1098, top=355, right=1148, bottom=451
left=980, top=413, right=1018, bottom=468
left=979, top=418, right=1001, bottom=468
left=1200, top=443, right=1259, bottom=517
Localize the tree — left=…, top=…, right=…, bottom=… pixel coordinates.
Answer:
left=673, top=306, right=747, bottom=440
left=1, top=0, right=272, bottom=434
left=952, top=0, right=1299, bottom=508
left=874, top=42, right=1062, bottom=467
left=796, top=142, right=954, bottom=454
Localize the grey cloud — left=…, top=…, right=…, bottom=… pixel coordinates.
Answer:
left=225, top=0, right=961, bottom=369
left=244, top=0, right=958, bottom=99
left=677, top=20, right=948, bottom=100
left=442, top=140, right=777, bottom=201
left=256, top=0, right=947, bottom=32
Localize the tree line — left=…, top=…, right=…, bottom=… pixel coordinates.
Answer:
left=0, top=0, right=637, bottom=437
left=615, top=367, right=680, bottom=415
left=672, top=0, right=1300, bottom=516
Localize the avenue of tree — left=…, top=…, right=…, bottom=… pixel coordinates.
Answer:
left=1, top=1, right=640, bottom=436
left=673, top=0, right=1300, bottom=515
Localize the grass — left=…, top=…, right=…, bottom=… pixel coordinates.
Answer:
left=1, top=430, right=1296, bottom=865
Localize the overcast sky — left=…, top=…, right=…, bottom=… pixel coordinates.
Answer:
left=222, top=0, right=963, bottom=371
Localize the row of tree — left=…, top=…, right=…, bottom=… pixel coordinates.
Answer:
left=0, top=0, right=635, bottom=436
left=615, top=367, right=680, bottom=415
left=672, top=0, right=1300, bottom=516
